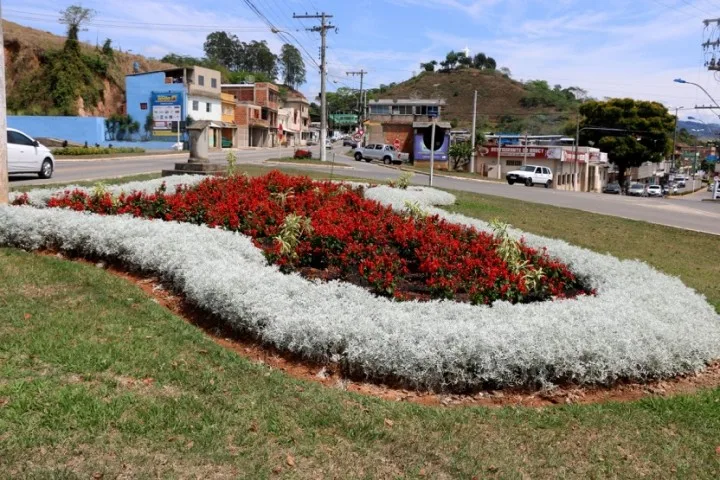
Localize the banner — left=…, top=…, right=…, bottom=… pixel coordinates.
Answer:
left=151, top=92, right=184, bottom=135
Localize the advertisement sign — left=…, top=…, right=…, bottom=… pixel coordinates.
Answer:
left=151, top=92, right=184, bottom=136
left=479, top=145, right=556, bottom=159
left=413, top=132, right=449, bottom=161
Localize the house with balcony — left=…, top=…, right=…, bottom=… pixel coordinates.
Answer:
left=365, top=99, right=449, bottom=157
left=282, top=91, right=310, bottom=145
left=126, top=66, right=236, bottom=148
left=222, top=82, right=280, bottom=147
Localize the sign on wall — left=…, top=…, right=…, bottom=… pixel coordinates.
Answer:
left=151, top=92, right=184, bottom=136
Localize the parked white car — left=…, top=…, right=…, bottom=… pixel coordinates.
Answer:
left=6, top=128, right=55, bottom=179
left=646, top=185, right=662, bottom=197
left=505, top=165, right=553, bottom=188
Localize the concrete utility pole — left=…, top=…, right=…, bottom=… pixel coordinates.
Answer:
left=470, top=90, right=477, bottom=173
left=671, top=106, right=683, bottom=170
left=574, top=109, right=580, bottom=190
left=0, top=0, right=8, bottom=205
left=295, top=12, right=335, bottom=162
left=346, top=70, right=367, bottom=124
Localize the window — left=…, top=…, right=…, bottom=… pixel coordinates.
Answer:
left=506, top=159, right=522, bottom=166
left=369, top=105, right=390, bottom=115
left=427, top=105, right=439, bottom=117
left=140, top=102, right=148, bottom=110
left=542, top=167, right=551, bottom=175
left=211, top=78, right=217, bottom=88
left=385, top=145, right=394, bottom=151
left=535, top=167, right=542, bottom=173
left=391, top=105, right=413, bottom=115
left=198, top=75, right=205, bottom=86
left=192, top=100, right=199, bottom=111
left=206, top=103, right=212, bottom=113
left=366, top=144, right=375, bottom=150
left=374, top=145, right=383, bottom=150
left=7, top=131, right=34, bottom=146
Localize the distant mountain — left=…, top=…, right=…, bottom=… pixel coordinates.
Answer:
left=677, top=120, right=720, bottom=140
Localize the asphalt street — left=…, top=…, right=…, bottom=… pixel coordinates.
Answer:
left=9, top=145, right=720, bottom=235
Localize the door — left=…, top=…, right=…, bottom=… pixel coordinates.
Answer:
left=542, top=167, right=552, bottom=183
left=364, top=144, right=375, bottom=158
left=372, top=144, right=384, bottom=160
left=7, top=130, right=38, bottom=172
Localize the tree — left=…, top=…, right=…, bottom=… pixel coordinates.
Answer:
left=59, top=5, right=95, bottom=43
left=449, top=141, right=473, bottom=170
left=441, top=50, right=458, bottom=71
left=101, top=39, right=113, bottom=58
left=420, top=60, right=437, bottom=72
left=473, top=53, right=487, bottom=69
left=243, top=41, right=278, bottom=79
left=484, top=57, right=497, bottom=70
left=203, top=31, right=239, bottom=69
left=499, top=67, right=512, bottom=77
left=279, top=44, right=306, bottom=88
left=579, top=99, right=675, bottom=188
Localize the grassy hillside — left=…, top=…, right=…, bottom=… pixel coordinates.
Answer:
left=379, top=69, right=578, bottom=134
left=2, top=20, right=174, bottom=116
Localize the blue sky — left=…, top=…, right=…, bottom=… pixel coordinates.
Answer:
left=5, top=0, right=720, bottom=123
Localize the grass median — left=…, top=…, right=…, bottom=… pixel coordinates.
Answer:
left=2, top=168, right=720, bottom=478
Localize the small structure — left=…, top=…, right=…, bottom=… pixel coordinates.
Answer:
left=161, top=121, right=227, bottom=176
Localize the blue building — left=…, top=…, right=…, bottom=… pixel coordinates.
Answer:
left=126, top=66, right=232, bottom=145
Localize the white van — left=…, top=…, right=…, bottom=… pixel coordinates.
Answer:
left=6, top=128, right=55, bottom=179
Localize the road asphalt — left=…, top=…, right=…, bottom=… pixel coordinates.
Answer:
left=9, top=145, right=720, bottom=235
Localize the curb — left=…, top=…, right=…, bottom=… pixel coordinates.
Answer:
left=263, top=161, right=353, bottom=169
left=56, top=153, right=187, bottom=163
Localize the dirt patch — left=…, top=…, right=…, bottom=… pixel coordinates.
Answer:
left=36, top=251, right=720, bottom=408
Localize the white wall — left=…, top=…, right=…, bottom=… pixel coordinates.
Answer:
left=187, top=95, right=222, bottom=121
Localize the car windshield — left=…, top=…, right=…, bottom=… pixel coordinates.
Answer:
left=520, top=166, right=536, bottom=172
left=631, top=184, right=643, bottom=189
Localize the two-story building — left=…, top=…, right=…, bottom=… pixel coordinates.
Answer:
left=365, top=99, right=450, bottom=161
left=126, top=66, right=233, bottom=147
left=222, top=82, right=280, bottom=147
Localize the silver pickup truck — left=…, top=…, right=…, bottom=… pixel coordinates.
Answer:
left=353, top=144, right=410, bottom=165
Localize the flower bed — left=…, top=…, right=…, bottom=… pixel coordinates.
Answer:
left=21, top=172, right=591, bottom=305
left=2, top=174, right=719, bottom=391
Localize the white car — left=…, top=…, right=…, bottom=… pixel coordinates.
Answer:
left=506, top=165, right=553, bottom=188
left=7, top=128, right=55, bottom=179
left=647, top=185, right=662, bottom=197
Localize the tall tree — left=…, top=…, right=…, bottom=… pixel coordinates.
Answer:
left=579, top=99, right=675, bottom=187
left=243, top=41, right=278, bottom=79
left=279, top=44, right=306, bottom=88
left=59, top=5, right=95, bottom=43
left=484, top=57, right=497, bottom=70
left=473, top=52, right=487, bottom=69
left=203, top=31, right=239, bottom=69
left=420, top=60, right=437, bottom=72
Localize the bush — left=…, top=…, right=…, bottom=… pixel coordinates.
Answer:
left=293, top=149, right=312, bottom=159
left=53, top=147, right=146, bottom=156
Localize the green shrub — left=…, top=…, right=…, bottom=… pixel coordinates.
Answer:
left=52, top=147, right=146, bottom=156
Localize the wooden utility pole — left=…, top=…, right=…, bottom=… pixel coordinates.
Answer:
left=0, top=0, right=9, bottom=205
left=346, top=70, right=367, bottom=124
left=294, top=12, right=334, bottom=162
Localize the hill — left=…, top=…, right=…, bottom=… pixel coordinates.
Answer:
left=3, top=20, right=174, bottom=117
left=377, top=69, right=580, bottom=135
left=677, top=119, right=720, bottom=141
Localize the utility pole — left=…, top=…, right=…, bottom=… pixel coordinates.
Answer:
left=346, top=70, right=367, bottom=125
left=295, top=12, right=335, bottom=162
left=0, top=0, right=8, bottom=205
left=574, top=109, right=580, bottom=191
left=671, top=106, right=683, bottom=171
left=522, top=131, right=528, bottom=167
left=429, top=117, right=436, bottom=187
left=470, top=90, right=477, bottom=173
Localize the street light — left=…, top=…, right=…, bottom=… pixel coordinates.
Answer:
left=674, top=78, right=720, bottom=111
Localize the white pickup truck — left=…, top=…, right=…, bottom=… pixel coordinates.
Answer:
left=506, top=164, right=554, bottom=188
left=353, top=144, right=410, bottom=165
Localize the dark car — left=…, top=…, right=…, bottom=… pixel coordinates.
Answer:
left=343, top=139, right=358, bottom=148
left=602, top=182, right=621, bottom=194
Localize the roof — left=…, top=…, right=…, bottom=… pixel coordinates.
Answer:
left=413, top=121, right=452, bottom=128
left=221, top=83, right=255, bottom=88
left=126, top=65, right=204, bottom=77
left=369, top=98, right=446, bottom=106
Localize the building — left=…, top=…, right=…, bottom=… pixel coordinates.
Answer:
left=222, top=82, right=280, bottom=147
left=282, top=92, right=311, bottom=145
left=126, top=66, right=236, bottom=148
left=476, top=142, right=610, bottom=192
left=366, top=99, right=447, bottom=157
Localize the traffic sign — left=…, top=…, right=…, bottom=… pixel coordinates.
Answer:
left=352, top=133, right=362, bottom=142
left=358, top=129, right=365, bottom=136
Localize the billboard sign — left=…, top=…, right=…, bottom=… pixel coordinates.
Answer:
left=151, top=92, right=184, bottom=136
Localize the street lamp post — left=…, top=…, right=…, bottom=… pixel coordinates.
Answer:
left=671, top=106, right=684, bottom=171
left=674, top=79, right=720, bottom=114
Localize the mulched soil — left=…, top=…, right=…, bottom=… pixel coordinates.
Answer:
left=43, top=251, right=720, bottom=408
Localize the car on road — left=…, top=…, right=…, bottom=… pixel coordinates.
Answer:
left=602, top=182, right=621, bottom=194
left=6, top=128, right=55, bottom=179
left=647, top=185, right=662, bottom=197
left=627, top=183, right=647, bottom=197
left=505, top=165, right=553, bottom=188
left=343, top=138, right=358, bottom=148
left=663, top=183, right=679, bottom=195
left=353, top=144, right=409, bottom=164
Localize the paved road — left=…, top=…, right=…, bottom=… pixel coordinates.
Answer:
left=9, top=146, right=720, bottom=235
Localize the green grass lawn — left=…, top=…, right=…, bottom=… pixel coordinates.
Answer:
left=2, top=169, right=720, bottom=478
